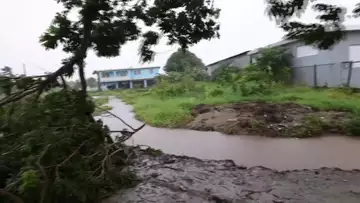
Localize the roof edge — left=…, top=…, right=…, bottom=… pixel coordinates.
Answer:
left=95, top=66, right=161, bottom=72
left=206, top=51, right=250, bottom=67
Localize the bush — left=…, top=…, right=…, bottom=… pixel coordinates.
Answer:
left=216, top=47, right=292, bottom=96
left=211, top=65, right=242, bottom=84
left=155, top=72, right=184, bottom=83
left=0, top=90, right=135, bottom=203
left=254, top=47, right=292, bottom=84
left=152, top=73, right=209, bottom=99
left=207, top=87, right=224, bottom=97
left=228, top=64, right=273, bottom=96
left=238, top=80, right=271, bottom=96
left=346, top=114, right=360, bottom=136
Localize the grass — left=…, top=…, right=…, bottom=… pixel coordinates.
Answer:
left=90, top=83, right=360, bottom=128
left=92, top=96, right=113, bottom=116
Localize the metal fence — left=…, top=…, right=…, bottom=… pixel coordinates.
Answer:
left=292, top=61, right=360, bottom=88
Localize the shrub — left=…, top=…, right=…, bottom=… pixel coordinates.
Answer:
left=254, top=47, right=292, bottom=84
left=152, top=73, right=209, bottom=99
left=238, top=81, right=271, bottom=96
left=346, top=114, right=360, bottom=136
left=0, top=90, right=135, bottom=203
left=207, top=87, right=224, bottom=97
left=212, top=65, right=242, bottom=84
left=230, top=64, right=273, bottom=96
left=155, top=72, right=184, bottom=83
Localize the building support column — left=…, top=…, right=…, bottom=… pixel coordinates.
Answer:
left=96, top=72, right=102, bottom=91
left=129, top=80, right=133, bottom=89
left=143, top=79, right=148, bottom=88
left=115, top=82, right=119, bottom=89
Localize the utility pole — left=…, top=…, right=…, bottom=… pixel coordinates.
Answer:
left=22, top=63, right=27, bottom=76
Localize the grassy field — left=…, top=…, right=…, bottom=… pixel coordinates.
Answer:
left=92, top=96, right=113, bottom=116
left=90, top=83, right=360, bottom=128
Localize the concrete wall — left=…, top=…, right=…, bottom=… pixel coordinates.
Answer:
left=287, top=31, right=360, bottom=87
left=206, top=30, right=360, bottom=87
left=129, top=67, right=160, bottom=80
left=98, top=67, right=160, bottom=83
left=246, top=31, right=360, bottom=87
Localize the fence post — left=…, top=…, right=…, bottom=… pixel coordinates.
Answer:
left=347, top=61, right=353, bottom=87
left=313, top=64, right=317, bottom=87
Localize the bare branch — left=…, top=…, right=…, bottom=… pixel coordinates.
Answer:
left=96, top=105, right=137, bottom=131
left=36, top=144, right=51, bottom=203
left=57, top=140, right=89, bottom=167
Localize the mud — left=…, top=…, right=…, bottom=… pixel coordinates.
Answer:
left=103, top=148, right=360, bottom=203
left=187, top=101, right=349, bottom=137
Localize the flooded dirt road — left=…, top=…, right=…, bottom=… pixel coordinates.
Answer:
left=104, top=148, right=360, bottom=203
left=98, top=97, right=360, bottom=171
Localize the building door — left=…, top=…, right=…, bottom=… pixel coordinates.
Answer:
left=348, top=45, right=360, bottom=87
left=349, top=45, right=360, bottom=68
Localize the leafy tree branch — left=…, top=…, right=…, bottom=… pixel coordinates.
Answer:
left=266, top=0, right=360, bottom=49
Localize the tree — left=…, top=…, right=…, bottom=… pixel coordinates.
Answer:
left=266, top=0, right=360, bottom=49
left=86, top=77, right=97, bottom=88
left=164, top=48, right=206, bottom=73
left=37, top=0, right=220, bottom=95
left=1, top=66, right=14, bottom=77
left=0, top=1, right=221, bottom=202
left=254, top=47, right=292, bottom=83
left=0, top=66, right=15, bottom=95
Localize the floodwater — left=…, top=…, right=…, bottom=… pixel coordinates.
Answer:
left=98, top=97, right=360, bottom=171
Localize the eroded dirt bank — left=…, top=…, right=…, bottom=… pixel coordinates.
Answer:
left=187, top=101, right=350, bottom=137
left=104, top=148, right=360, bottom=203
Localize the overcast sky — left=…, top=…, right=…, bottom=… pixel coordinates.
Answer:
left=0, top=0, right=358, bottom=80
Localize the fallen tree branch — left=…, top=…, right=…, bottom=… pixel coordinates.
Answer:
left=0, top=85, right=39, bottom=106
left=97, top=146, right=110, bottom=179
left=111, top=124, right=146, bottom=143
left=95, top=105, right=136, bottom=131
left=0, top=74, right=48, bottom=80
left=36, top=144, right=51, bottom=181
left=57, top=140, right=89, bottom=167
left=36, top=144, right=51, bottom=203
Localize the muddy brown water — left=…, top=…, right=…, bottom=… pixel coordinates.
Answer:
left=97, top=97, right=360, bottom=171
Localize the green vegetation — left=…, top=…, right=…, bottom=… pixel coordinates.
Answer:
left=266, top=1, right=360, bottom=50
left=164, top=49, right=206, bottom=73
left=163, top=49, right=209, bottom=81
left=91, top=47, right=360, bottom=137
left=96, top=85, right=360, bottom=129
left=0, top=0, right=221, bottom=202
left=0, top=90, right=137, bottom=203
left=92, top=97, right=113, bottom=116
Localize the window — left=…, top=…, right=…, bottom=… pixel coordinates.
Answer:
left=349, top=45, right=360, bottom=68
left=149, top=69, right=154, bottom=74
left=101, top=72, right=110, bottom=78
left=296, top=45, right=319, bottom=58
left=116, top=70, right=128, bottom=76
left=134, top=70, right=141, bottom=75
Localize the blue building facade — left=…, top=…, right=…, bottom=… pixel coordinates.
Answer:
left=94, top=66, right=160, bottom=90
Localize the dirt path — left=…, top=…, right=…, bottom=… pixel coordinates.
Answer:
left=187, top=101, right=350, bottom=137
left=104, top=148, right=360, bottom=203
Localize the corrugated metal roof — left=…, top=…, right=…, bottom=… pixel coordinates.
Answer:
left=206, top=51, right=250, bottom=67
left=248, top=24, right=360, bottom=55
